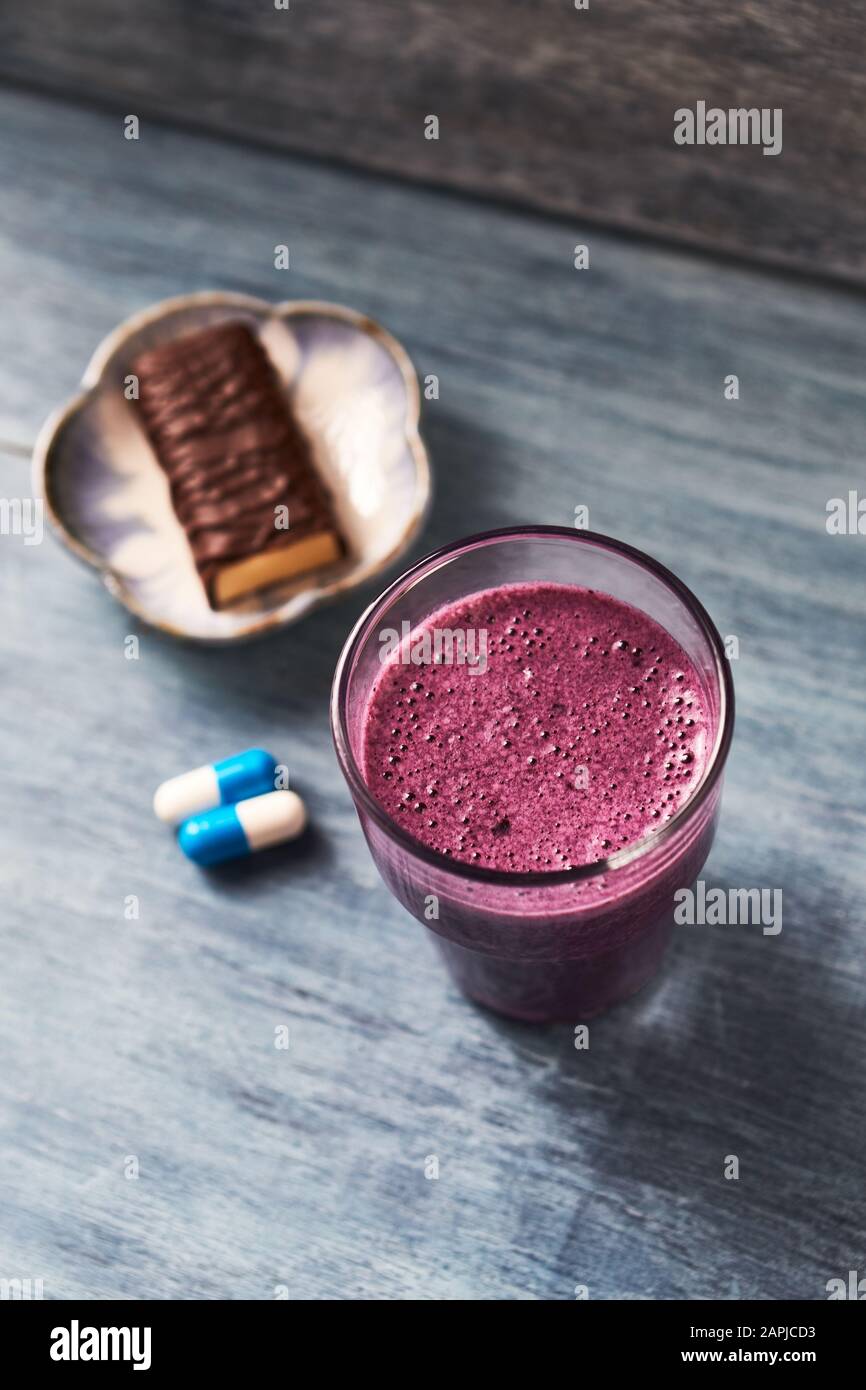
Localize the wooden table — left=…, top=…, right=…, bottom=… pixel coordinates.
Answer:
left=1, top=87, right=864, bottom=1301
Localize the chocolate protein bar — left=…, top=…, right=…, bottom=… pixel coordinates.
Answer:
left=132, top=321, right=344, bottom=607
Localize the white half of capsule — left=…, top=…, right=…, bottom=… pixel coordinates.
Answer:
left=236, top=790, right=307, bottom=850
left=153, top=764, right=219, bottom=823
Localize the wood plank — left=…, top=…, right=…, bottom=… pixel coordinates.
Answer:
left=1, top=89, right=865, bottom=1300
left=2, top=1, right=865, bottom=281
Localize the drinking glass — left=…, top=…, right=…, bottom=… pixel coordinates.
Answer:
left=331, top=527, right=734, bottom=1022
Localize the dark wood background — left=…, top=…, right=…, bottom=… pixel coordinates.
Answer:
left=1, top=0, right=864, bottom=282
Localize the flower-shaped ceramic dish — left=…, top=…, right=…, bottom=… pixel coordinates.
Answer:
left=33, top=292, right=431, bottom=642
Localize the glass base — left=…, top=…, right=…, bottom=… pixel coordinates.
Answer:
left=432, top=916, right=674, bottom=1023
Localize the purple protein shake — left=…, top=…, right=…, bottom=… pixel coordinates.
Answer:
left=342, top=560, right=727, bottom=1022
left=361, top=584, right=711, bottom=872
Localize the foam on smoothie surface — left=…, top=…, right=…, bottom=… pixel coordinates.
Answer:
left=361, top=583, right=712, bottom=871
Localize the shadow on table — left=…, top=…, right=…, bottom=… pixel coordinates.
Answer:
left=199, top=817, right=335, bottom=891
left=472, top=861, right=862, bottom=1295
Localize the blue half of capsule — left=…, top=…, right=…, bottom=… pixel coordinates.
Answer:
left=178, top=804, right=250, bottom=867
left=214, top=748, right=278, bottom=806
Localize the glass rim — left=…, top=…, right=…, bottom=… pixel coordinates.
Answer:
left=330, top=526, right=735, bottom=888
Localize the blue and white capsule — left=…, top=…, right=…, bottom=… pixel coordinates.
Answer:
left=153, top=748, right=278, bottom=824
left=178, top=790, right=307, bottom=866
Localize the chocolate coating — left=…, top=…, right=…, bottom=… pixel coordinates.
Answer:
left=132, top=321, right=343, bottom=603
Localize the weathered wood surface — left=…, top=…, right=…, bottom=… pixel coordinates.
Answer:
left=0, top=87, right=865, bottom=1300
left=2, top=1, right=865, bottom=282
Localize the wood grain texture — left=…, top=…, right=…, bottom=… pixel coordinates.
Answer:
left=1, top=1, right=865, bottom=282
left=1, top=88, right=865, bottom=1300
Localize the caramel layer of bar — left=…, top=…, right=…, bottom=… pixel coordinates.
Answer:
left=213, top=531, right=343, bottom=607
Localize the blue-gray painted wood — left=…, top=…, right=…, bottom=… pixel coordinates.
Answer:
left=0, top=87, right=864, bottom=1301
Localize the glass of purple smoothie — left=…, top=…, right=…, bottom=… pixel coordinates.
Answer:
left=331, top=527, right=734, bottom=1022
